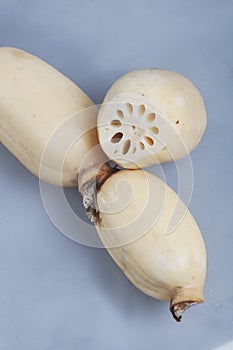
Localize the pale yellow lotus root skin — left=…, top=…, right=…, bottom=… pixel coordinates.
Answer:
left=0, top=47, right=108, bottom=187
left=97, top=69, right=207, bottom=168
left=96, top=169, right=207, bottom=321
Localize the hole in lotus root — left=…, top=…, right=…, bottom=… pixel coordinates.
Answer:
left=144, top=136, right=154, bottom=145
left=111, top=132, right=123, bottom=143
left=138, top=104, right=146, bottom=115
left=111, top=120, right=121, bottom=127
left=122, top=139, right=131, bottom=154
left=139, top=142, right=145, bottom=150
left=150, top=126, right=159, bottom=134
left=116, top=110, right=124, bottom=119
left=146, top=113, right=156, bottom=122
left=126, top=103, right=133, bottom=114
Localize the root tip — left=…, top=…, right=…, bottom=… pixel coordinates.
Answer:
left=170, top=300, right=199, bottom=323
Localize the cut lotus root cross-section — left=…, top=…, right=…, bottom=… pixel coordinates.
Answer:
left=98, top=101, right=165, bottom=168
left=97, top=69, right=207, bottom=169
